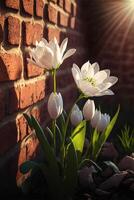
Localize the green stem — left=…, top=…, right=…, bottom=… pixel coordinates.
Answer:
left=64, top=93, right=84, bottom=140
left=53, top=69, right=57, bottom=94
left=53, top=119, right=56, bottom=151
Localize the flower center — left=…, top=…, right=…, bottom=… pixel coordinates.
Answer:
left=84, top=77, right=96, bottom=87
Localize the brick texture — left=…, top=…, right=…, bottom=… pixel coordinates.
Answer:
left=7, top=16, right=20, bottom=45
left=0, top=0, right=88, bottom=194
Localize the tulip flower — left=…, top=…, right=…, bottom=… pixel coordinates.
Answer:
left=83, top=99, right=95, bottom=121
left=91, top=109, right=110, bottom=132
left=70, top=104, right=83, bottom=126
left=72, top=61, right=118, bottom=97
left=48, top=92, right=63, bottom=119
left=28, top=37, right=76, bottom=70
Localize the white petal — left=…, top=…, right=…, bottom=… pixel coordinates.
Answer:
left=72, top=64, right=82, bottom=82
left=104, top=76, right=118, bottom=85
left=60, top=38, right=68, bottom=57
left=94, top=70, right=108, bottom=84
left=95, top=89, right=114, bottom=96
left=92, top=62, right=100, bottom=74
left=81, top=61, right=94, bottom=78
left=83, top=99, right=95, bottom=120
left=91, top=110, right=101, bottom=129
left=79, top=80, right=99, bottom=96
left=62, top=49, right=76, bottom=61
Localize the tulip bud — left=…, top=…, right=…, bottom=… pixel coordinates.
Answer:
left=48, top=92, right=63, bottom=119
left=91, top=110, right=110, bottom=132
left=97, top=113, right=110, bottom=132
left=70, top=104, right=83, bottom=126
left=83, top=99, right=95, bottom=121
left=91, top=109, right=101, bottom=129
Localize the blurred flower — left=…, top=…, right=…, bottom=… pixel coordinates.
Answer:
left=83, top=99, right=95, bottom=121
left=70, top=104, right=83, bottom=126
left=91, top=109, right=110, bottom=132
left=72, top=61, right=118, bottom=97
left=48, top=92, right=63, bottom=119
left=28, top=38, right=76, bottom=70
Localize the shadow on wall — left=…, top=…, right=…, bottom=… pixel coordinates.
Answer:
left=82, top=0, right=134, bottom=126
left=0, top=0, right=88, bottom=197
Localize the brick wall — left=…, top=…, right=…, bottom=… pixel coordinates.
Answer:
left=82, top=0, right=134, bottom=112
left=0, top=0, right=88, bottom=194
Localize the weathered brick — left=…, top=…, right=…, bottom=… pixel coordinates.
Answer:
left=23, top=22, right=43, bottom=45
left=49, top=0, right=57, bottom=3
left=26, top=136, right=39, bottom=160
left=35, top=80, right=45, bottom=102
left=0, top=121, right=18, bottom=155
left=48, top=4, right=58, bottom=24
left=35, top=0, right=44, bottom=17
left=20, top=83, right=35, bottom=109
left=0, top=90, right=5, bottom=121
left=58, top=0, right=64, bottom=8
left=59, top=12, right=69, bottom=27
left=0, top=52, right=22, bottom=81
left=7, top=86, right=20, bottom=114
left=26, top=61, right=44, bottom=78
left=0, top=15, right=4, bottom=43
left=72, top=3, right=77, bottom=17
left=64, top=0, right=71, bottom=13
left=47, top=26, right=60, bottom=42
left=22, top=0, right=34, bottom=15
left=7, top=16, right=21, bottom=45
left=5, top=0, right=19, bottom=10
left=17, top=115, right=27, bottom=141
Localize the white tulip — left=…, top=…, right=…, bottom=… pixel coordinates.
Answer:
left=91, top=110, right=101, bottom=129
left=91, top=109, right=110, bottom=132
left=83, top=99, right=95, bottom=120
left=72, top=61, right=118, bottom=97
left=28, top=37, right=76, bottom=70
left=48, top=92, right=63, bottom=119
left=70, top=104, right=83, bottom=126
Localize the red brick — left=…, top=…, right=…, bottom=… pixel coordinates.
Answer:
left=0, top=121, right=18, bottom=155
left=0, top=52, right=22, bottom=81
left=48, top=4, right=58, bottom=24
left=26, top=61, right=44, bottom=78
left=47, top=26, right=60, bottom=42
left=7, top=16, right=21, bottom=45
left=22, top=0, right=34, bottom=16
left=26, top=135, right=39, bottom=160
left=0, top=90, right=5, bottom=120
left=35, top=0, right=44, bottom=17
left=64, top=0, right=71, bottom=13
left=35, top=80, right=45, bottom=102
left=49, top=0, right=57, bottom=3
left=24, top=22, right=43, bottom=45
left=7, top=86, right=20, bottom=114
left=5, top=0, right=19, bottom=10
left=59, top=12, right=68, bottom=27
left=17, top=115, right=27, bottom=141
left=20, top=83, right=35, bottom=109
left=72, top=3, right=77, bottom=17
left=58, top=0, right=64, bottom=8
left=0, top=15, right=4, bottom=43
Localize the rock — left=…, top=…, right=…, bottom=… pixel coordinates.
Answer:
left=118, top=156, right=134, bottom=171
left=78, top=166, right=96, bottom=190
left=99, top=171, right=128, bottom=190
left=95, top=188, right=110, bottom=196
left=101, top=142, right=119, bottom=160
left=101, top=167, right=114, bottom=178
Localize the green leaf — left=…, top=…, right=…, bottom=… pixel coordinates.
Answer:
left=30, top=115, right=63, bottom=199
left=95, top=106, right=120, bottom=160
left=64, top=141, right=78, bottom=199
left=71, top=120, right=86, bottom=163
left=20, top=161, right=40, bottom=174
left=104, top=161, right=120, bottom=173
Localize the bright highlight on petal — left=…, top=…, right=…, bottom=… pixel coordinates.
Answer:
left=72, top=61, right=118, bottom=97
left=28, top=37, right=76, bottom=70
